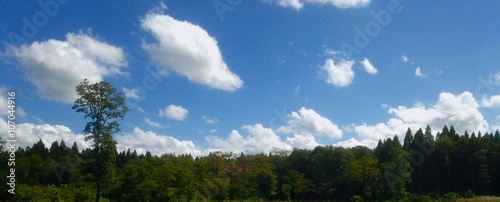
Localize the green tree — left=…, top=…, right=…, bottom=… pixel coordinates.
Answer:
left=250, top=154, right=277, bottom=199
left=403, top=128, right=413, bottom=151
left=347, top=156, right=383, bottom=199
left=72, top=79, right=129, bottom=202
left=378, top=136, right=411, bottom=200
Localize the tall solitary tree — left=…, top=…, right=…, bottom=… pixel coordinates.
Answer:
left=72, top=79, right=129, bottom=202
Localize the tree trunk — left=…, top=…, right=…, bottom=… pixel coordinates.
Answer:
left=96, top=181, right=101, bottom=202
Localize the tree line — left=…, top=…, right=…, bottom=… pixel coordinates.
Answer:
left=1, top=79, right=499, bottom=201
left=1, top=125, right=499, bottom=201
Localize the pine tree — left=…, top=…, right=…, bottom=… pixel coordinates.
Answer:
left=403, top=128, right=413, bottom=151
left=438, top=125, right=449, bottom=140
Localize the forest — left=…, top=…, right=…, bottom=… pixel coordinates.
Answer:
left=1, top=125, right=500, bottom=201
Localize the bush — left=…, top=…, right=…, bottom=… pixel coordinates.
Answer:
left=464, top=189, right=475, bottom=198
left=411, top=194, right=432, bottom=202
left=351, top=195, right=364, bottom=202
left=12, top=184, right=107, bottom=202
left=443, top=192, right=460, bottom=201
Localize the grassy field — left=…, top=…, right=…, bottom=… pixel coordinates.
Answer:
left=457, top=196, right=500, bottom=202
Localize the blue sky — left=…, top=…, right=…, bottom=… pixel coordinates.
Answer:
left=1, top=0, right=500, bottom=156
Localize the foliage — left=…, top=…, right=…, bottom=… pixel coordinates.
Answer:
left=465, top=189, right=476, bottom=198
left=72, top=79, right=128, bottom=201
left=2, top=125, right=500, bottom=201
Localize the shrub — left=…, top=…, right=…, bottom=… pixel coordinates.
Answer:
left=443, top=192, right=460, bottom=201
left=464, top=189, right=475, bottom=198
left=412, top=194, right=432, bottom=202
left=351, top=195, right=364, bottom=202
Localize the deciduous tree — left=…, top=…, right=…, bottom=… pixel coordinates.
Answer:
left=72, top=79, right=129, bottom=202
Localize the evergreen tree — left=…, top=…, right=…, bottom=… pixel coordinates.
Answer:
left=71, top=142, right=79, bottom=154
left=49, top=141, right=61, bottom=160
left=449, top=125, right=458, bottom=141
left=438, top=125, right=449, bottom=140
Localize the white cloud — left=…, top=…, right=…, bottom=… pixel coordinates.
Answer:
left=361, top=58, right=378, bottom=75
left=286, top=134, right=320, bottom=150
left=272, top=0, right=304, bottom=10
left=123, top=87, right=140, bottom=99
left=8, top=32, right=126, bottom=103
left=278, top=107, right=343, bottom=138
left=263, top=0, right=370, bottom=10
left=353, top=91, right=489, bottom=144
left=206, top=124, right=292, bottom=154
left=401, top=54, right=408, bottom=62
left=17, top=108, right=27, bottom=117
left=415, top=67, right=427, bottom=78
left=159, top=104, right=188, bottom=121
left=480, top=95, right=500, bottom=108
left=3, top=120, right=202, bottom=156
left=0, top=118, right=92, bottom=151
left=354, top=119, right=419, bottom=143
left=141, top=13, right=243, bottom=91
left=324, top=47, right=342, bottom=56
left=323, top=58, right=355, bottom=87
left=144, top=118, right=162, bottom=128
left=0, top=87, right=8, bottom=116
left=116, top=127, right=202, bottom=156
left=137, top=107, right=145, bottom=113
left=0, top=87, right=27, bottom=117
left=489, top=72, right=500, bottom=85
left=333, top=138, right=378, bottom=149
left=202, top=116, right=218, bottom=124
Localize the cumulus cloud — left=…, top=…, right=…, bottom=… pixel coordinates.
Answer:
left=353, top=91, right=489, bottom=144
left=206, top=124, right=292, bottom=154
left=481, top=95, right=500, bottom=108
left=278, top=107, right=343, bottom=138
left=361, top=58, right=378, bottom=75
left=206, top=107, right=341, bottom=154
left=263, top=0, right=370, bottom=10
left=2, top=120, right=201, bottom=156
left=0, top=118, right=92, bottom=151
left=333, top=138, right=378, bottom=149
left=8, top=32, right=126, bottom=103
left=286, top=134, right=320, bottom=150
left=116, top=127, right=202, bottom=156
left=141, top=13, right=243, bottom=91
left=415, top=67, right=427, bottom=78
left=323, top=58, right=355, bottom=87
left=354, top=119, right=420, bottom=143
left=159, top=105, right=188, bottom=121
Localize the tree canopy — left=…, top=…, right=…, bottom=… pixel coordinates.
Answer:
left=2, top=122, right=500, bottom=201
left=72, top=79, right=129, bottom=202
